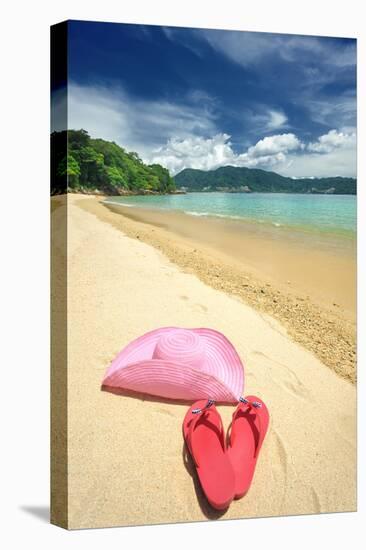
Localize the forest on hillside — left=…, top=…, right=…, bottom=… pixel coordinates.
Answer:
left=51, top=129, right=176, bottom=195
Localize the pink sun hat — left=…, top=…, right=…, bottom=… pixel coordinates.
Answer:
left=102, top=327, right=244, bottom=403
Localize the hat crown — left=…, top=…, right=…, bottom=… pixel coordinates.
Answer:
left=152, top=329, right=205, bottom=369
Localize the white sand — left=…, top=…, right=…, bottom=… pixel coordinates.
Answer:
left=56, top=195, right=356, bottom=529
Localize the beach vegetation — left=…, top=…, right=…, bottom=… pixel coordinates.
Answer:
left=51, top=129, right=176, bottom=195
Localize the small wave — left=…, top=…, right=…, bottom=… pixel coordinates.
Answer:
left=273, top=222, right=282, bottom=227
left=103, top=200, right=135, bottom=207
left=213, top=213, right=242, bottom=220
left=185, top=210, right=242, bottom=220
left=185, top=210, right=211, bottom=217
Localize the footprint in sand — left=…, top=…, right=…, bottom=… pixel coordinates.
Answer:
left=250, top=350, right=310, bottom=401
left=270, top=429, right=288, bottom=481
left=179, top=295, right=208, bottom=313
left=264, top=429, right=288, bottom=510
left=310, top=487, right=322, bottom=513
left=191, top=303, right=208, bottom=313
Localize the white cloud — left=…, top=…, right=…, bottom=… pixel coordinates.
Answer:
left=266, top=110, right=288, bottom=130
left=279, top=148, right=356, bottom=178
left=302, top=92, right=356, bottom=128
left=200, top=30, right=283, bottom=67
left=244, top=108, right=289, bottom=134
left=276, top=128, right=356, bottom=178
left=150, top=134, right=234, bottom=174
left=199, top=30, right=356, bottom=69
left=307, top=129, right=356, bottom=154
left=150, top=130, right=356, bottom=177
left=162, top=27, right=205, bottom=58
left=278, top=35, right=356, bottom=68
left=245, top=133, right=302, bottom=158
left=66, top=82, right=218, bottom=158
left=149, top=132, right=303, bottom=174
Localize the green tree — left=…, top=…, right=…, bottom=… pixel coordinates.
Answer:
left=56, top=154, right=81, bottom=189
left=104, top=166, right=128, bottom=188
left=149, top=164, right=176, bottom=193
left=51, top=129, right=177, bottom=195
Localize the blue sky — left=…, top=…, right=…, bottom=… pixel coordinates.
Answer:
left=53, top=20, right=356, bottom=177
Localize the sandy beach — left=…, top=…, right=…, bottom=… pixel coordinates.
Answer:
left=52, top=194, right=356, bottom=529
left=82, top=198, right=356, bottom=383
left=102, top=200, right=356, bottom=317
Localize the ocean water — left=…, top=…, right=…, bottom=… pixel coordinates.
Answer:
left=104, top=192, right=356, bottom=240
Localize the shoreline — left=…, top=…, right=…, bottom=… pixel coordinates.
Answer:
left=102, top=199, right=356, bottom=290
left=102, top=198, right=356, bottom=245
left=75, top=195, right=356, bottom=384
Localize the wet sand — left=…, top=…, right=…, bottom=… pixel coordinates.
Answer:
left=103, top=201, right=356, bottom=318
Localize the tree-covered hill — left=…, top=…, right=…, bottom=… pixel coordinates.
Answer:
left=174, top=166, right=356, bottom=195
left=51, top=129, right=176, bottom=195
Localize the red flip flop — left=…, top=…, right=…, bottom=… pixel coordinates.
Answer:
left=227, top=395, right=269, bottom=499
left=183, top=399, right=235, bottom=510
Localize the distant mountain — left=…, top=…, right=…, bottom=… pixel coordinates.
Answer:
left=174, top=166, right=356, bottom=195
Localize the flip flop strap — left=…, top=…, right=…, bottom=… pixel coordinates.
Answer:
left=235, top=397, right=263, bottom=458
left=187, top=401, right=225, bottom=467
left=239, top=396, right=263, bottom=409
left=192, top=399, right=215, bottom=414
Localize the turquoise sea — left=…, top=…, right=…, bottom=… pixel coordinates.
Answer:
left=104, top=192, right=356, bottom=240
